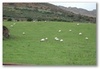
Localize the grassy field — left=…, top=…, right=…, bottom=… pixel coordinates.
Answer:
left=3, top=21, right=96, bottom=65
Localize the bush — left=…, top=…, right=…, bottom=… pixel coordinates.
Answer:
left=7, top=18, right=12, bottom=21
left=27, top=18, right=33, bottom=21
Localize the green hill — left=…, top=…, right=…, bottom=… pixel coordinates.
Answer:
left=3, top=3, right=96, bottom=23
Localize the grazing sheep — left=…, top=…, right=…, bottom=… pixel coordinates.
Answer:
left=85, top=37, right=88, bottom=40
left=40, top=38, right=45, bottom=42
left=45, top=37, right=48, bottom=40
left=77, top=23, right=79, bottom=25
left=69, top=29, right=72, bottom=32
left=60, top=39, right=63, bottom=42
left=10, top=25, right=13, bottom=27
left=3, top=26, right=10, bottom=38
left=58, top=30, right=61, bottom=32
left=79, top=32, right=82, bottom=35
left=22, top=32, right=25, bottom=35
left=55, top=37, right=59, bottom=41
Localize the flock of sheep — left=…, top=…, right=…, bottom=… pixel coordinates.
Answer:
left=39, top=23, right=89, bottom=42
left=3, top=22, right=88, bottom=42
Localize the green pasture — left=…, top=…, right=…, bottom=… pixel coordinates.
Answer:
left=3, top=21, right=96, bottom=65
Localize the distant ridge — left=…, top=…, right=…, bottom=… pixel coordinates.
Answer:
left=3, top=3, right=96, bottom=23
left=58, top=6, right=96, bottom=17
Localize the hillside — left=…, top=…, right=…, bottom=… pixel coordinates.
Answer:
left=3, top=3, right=96, bottom=23
left=59, top=6, right=96, bottom=17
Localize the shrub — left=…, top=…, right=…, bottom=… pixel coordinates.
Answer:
left=7, top=18, right=12, bottom=21
left=27, top=18, right=33, bottom=21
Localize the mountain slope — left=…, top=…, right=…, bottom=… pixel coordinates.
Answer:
left=59, top=6, right=96, bottom=17
left=3, top=3, right=96, bottom=23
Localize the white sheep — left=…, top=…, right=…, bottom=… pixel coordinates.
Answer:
left=85, top=37, right=88, bottom=40
left=77, top=23, right=79, bottom=25
left=60, top=39, right=63, bottom=42
left=55, top=37, right=59, bottom=41
left=58, top=30, right=61, bottom=32
left=69, top=29, right=72, bottom=32
left=79, top=32, right=82, bottom=35
left=10, top=25, right=13, bottom=27
left=40, top=38, right=45, bottom=42
left=45, top=37, right=48, bottom=40
left=22, top=32, right=25, bottom=35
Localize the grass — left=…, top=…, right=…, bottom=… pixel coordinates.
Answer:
left=3, top=21, right=96, bottom=65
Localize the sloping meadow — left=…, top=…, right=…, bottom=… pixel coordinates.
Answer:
left=3, top=21, right=96, bottom=65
